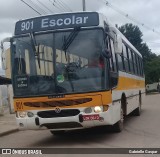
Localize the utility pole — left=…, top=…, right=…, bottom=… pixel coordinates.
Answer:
left=82, top=0, right=86, bottom=11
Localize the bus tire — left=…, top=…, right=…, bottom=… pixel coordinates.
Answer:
left=113, top=107, right=124, bottom=132
left=132, top=94, right=142, bottom=116
left=50, top=130, right=65, bottom=136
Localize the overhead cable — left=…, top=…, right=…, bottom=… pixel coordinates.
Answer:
left=53, top=0, right=67, bottom=12
left=29, top=0, right=47, bottom=14
left=36, top=0, right=53, bottom=13
left=59, top=0, right=72, bottom=12
left=48, top=0, right=65, bottom=12
left=102, top=0, right=160, bottom=36
left=20, top=0, right=41, bottom=15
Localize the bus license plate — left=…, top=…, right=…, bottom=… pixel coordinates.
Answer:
left=83, top=114, right=100, bottom=121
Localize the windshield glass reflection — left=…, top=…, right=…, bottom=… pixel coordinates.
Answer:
left=12, top=29, right=106, bottom=97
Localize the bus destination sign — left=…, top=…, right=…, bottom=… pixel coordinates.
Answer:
left=15, top=12, right=99, bottom=35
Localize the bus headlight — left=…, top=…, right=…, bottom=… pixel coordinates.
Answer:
left=19, top=112, right=27, bottom=118
left=27, top=112, right=34, bottom=117
left=94, top=106, right=102, bottom=113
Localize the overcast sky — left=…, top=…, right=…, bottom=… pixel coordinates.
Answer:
left=0, top=0, right=160, bottom=74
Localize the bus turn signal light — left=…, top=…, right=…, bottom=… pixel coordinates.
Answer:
left=103, top=105, right=109, bottom=112
left=19, top=111, right=27, bottom=118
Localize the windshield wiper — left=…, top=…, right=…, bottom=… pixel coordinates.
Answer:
left=29, top=33, right=41, bottom=69
left=37, top=44, right=41, bottom=69
left=62, top=27, right=80, bottom=53
left=29, top=33, right=36, bottom=52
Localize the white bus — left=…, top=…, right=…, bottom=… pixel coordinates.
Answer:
left=1, top=12, right=145, bottom=135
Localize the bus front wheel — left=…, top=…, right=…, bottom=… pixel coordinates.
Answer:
left=113, top=107, right=124, bottom=132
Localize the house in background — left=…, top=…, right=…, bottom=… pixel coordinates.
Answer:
left=0, top=48, right=13, bottom=115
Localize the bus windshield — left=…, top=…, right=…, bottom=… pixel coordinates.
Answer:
left=12, top=29, right=107, bottom=97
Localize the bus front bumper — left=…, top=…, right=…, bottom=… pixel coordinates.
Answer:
left=16, top=108, right=115, bottom=131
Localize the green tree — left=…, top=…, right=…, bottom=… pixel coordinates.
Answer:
left=119, top=23, right=142, bottom=49
left=119, top=23, right=152, bottom=63
left=145, top=57, right=160, bottom=84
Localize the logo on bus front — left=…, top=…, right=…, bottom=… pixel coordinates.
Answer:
left=55, top=108, right=61, bottom=113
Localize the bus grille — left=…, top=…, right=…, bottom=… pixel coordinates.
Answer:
left=41, top=122, right=83, bottom=129
left=24, top=98, right=92, bottom=108
left=37, top=109, right=80, bottom=118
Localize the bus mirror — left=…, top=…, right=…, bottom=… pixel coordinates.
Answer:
left=114, top=35, right=122, bottom=54
left=102, top=48, right=111, bottom=58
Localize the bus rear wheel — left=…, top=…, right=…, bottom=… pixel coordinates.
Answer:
left=50, top=130, right=65, bottom=136
left=113, top=107, right=124, bottom=132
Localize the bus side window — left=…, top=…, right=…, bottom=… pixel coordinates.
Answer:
left=126, top=47, right=131, bottom=72
left=131, top=51, right=135, bottom=74
left=132, top=52, right=138, bottom=75
left=122, top=43, right=129, bottom=72
left=141, top=59, right=144, bottom=76
left=110, top=39, right=117, bottom=72
left=138, top=57, right=140, bottom=76
left=136, top=54, right=140, bottom=76
left=117, top=54, right=125, bottom=71
left=128, top=49, right=134, bottom=74
left=107, top=38, right=114, bottom=72
left=139, top=57, right=142, bottom=76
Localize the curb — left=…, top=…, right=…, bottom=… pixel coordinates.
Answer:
left=0, top=128, right=19, bottom=137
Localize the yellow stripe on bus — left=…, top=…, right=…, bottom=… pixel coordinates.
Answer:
left=116, top=76, right=145, bottom=91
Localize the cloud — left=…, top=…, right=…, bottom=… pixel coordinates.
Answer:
left=98, top=0, right=160, bottom=55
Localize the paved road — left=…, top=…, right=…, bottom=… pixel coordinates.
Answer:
left=0, top=94, right=160, bottom=156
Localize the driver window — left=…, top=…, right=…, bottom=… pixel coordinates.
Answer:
left=107, top=37, right=118, bottom=88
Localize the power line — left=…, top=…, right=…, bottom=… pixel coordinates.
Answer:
left=59, top=0, right=72, bottom=12
left=102, top=0, right=160, bottom=36
left=58, top=0, right=72, bottom=12
left=53, top=0, right=67, bottom=12
left=96, top=0, right=105, bottom=5
left=36, top=0, right=53, bottom=13
left=148, top=42, right=160, bottom=45
left=48, top=0, right=65, bottom=12
left=29, top=0, right=47, bottom=14
left=56, top=0, right=69, bottom=12
left=20, top=0, right=41, bottom=15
